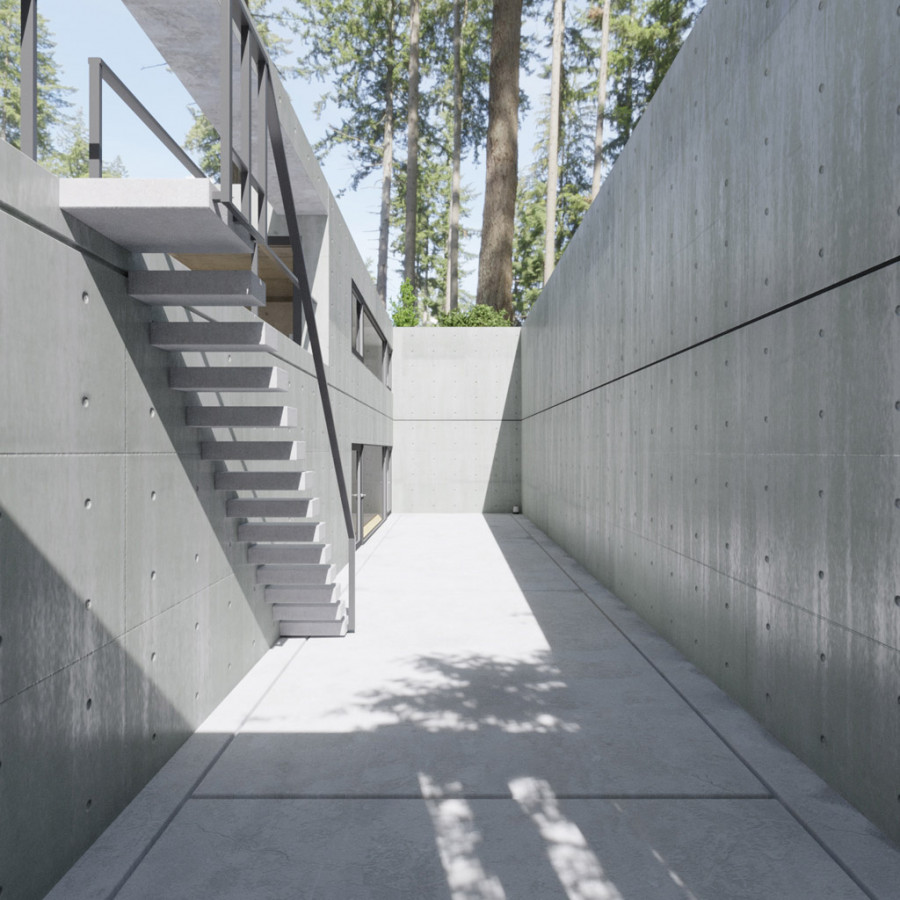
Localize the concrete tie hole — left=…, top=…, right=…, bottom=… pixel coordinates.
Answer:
left=86, top=698, right=92, bottom=710
left=81, top=291, right=89, bottom=304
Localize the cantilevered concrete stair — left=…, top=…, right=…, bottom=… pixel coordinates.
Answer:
left=131, top=269, right=348, bottom=638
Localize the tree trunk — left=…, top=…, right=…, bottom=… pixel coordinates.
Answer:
left=376, top=3, right=396, bottom=307
left=543, top=0, right=564, bottom=284
left=476, top=0, right=523, bottom=318
left=445, top=0, right=463, bottom=312
left=591, top=0, right=611, bottom=199
left=403, top=0, right=421, bottom=287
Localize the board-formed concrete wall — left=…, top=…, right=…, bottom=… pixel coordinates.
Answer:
left=521, top=0, right=900, bottom=842
left=393, top=329, right=521, bottom=512
left=0, top=135, right=390, bottom=897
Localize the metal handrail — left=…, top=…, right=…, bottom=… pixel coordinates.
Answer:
left=20, top=0, right=36, bottom=159
left=221, top=0, right=356, bottom=630
left=88, top=57, right=206, bottom=179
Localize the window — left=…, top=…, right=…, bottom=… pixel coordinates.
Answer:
left=351, top=281, right=391, bottom=387
left=351, top=284, right=363, bottom=358
left=351, top=444, right=392, bottom=545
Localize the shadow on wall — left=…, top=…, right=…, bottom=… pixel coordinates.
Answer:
left=90, top=255, right=274, bottom=641
left=0, top=511, right=194, bottom=900
left=483, top=338, right=522, bottom=513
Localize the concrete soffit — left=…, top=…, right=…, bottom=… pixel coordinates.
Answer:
left=120, top=0, right=329, bottom=219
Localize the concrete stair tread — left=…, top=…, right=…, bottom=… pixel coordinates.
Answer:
left=202, top=441, right=304, bottom=461
left=248, top=543, right=330, bottom=564
left=151, top=321, right=280, bottom=352
left=278, top=617, right=349, bottom=638
left=227, top=497, right=319, bottom=518
left=187, top=406, right=297, bottom=428
left=265, top=583, right=340, bottom=604
left=215, top=470, right=311, bottom=491
left=271, top=601, right=347, bottom=623
left=170, top=366, right=288, bottom=392
left=255, top=563, right=335, bottom=585
left=129, top=269, right=266, bottom=306
left=238, top=522, right=323, bottom=543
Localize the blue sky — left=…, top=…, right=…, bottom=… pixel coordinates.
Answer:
left=40, top=0, right=550, bottom=306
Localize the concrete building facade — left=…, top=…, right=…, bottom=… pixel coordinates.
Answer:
left=0, top=0, right=898, bottom=897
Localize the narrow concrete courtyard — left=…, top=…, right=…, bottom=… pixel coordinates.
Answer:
left=48, top=515, right=900, bottom=899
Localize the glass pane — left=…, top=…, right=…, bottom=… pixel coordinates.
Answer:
left=362, top=310, right=384, bottom=380
left=351, top=289, right=362, bottom=356
left=384, top=447, right=392, bottom=517
left=361, top=445, right=384, bottom=541
left=351, top=445, right=361, bottom=542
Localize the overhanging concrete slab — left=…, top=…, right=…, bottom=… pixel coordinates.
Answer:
left=121, top=0, right=328, bottom=217
left=58, top=178, right=251, bottom=253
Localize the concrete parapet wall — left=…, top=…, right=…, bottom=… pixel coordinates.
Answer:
left=393, top=329, right=521, bottom=512
left=521, top=0, right=900, bottom=842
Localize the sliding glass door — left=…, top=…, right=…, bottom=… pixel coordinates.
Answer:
left=352, top=445, right=392, bottom=545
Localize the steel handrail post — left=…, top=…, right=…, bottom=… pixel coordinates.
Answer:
left=87, top=58, right=205, bottom=179
left=20, top=0, right=37, bottom=160
left=88, top=57, right=103, bottom=177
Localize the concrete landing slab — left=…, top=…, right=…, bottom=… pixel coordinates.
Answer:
left=47, top=515, right=900, bottom=900
left=59, top=178, right=251, bottom=253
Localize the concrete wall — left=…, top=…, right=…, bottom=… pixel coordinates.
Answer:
left=0, top=133, right=390, bottom=899
left=521, top=0, right=900, bottom=843
left=393, top=329, right=520, bottom=512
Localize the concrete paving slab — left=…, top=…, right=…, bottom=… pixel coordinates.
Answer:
left=111, top=796, right=867, bottom=900
left=47, top=515, right=900, bottom=899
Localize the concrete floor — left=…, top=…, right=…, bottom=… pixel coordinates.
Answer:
left=48, top=514, right=900, bottom=899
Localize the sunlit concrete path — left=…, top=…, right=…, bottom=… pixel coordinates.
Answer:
left=49, top=515, right=900, bottom=900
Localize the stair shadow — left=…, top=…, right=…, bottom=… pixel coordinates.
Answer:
left=483, top=337, right=522, bottom=513
left=0, top=508, right=194, bottom=900
left=91, top=256, right=277, bottom=640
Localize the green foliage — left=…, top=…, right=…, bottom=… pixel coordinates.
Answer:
left=512, top=0, right=702, bottom=318
left=291, top=0, right=408, bottom=191
left=184, top=0, right=289, bottom=178
left=596, top=0, right=700, bottom=164
left=184, top=105, right=220, bottom=178
left=43, top=109, right=127, bottom=177
left=0, top=0, right=72, bottom=158
left=438, top=304, right=510, bottom=327
left=512, top=3, right=597, bottom=318
left=390, top=279, right=419, bottom=326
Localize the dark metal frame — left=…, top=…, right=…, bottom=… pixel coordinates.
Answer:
left=20, top=0, right=37, bottom=159
left=351, top=280, right=392, bottom=389
left=219, top=0, right=357, bottom=629
left=87, top=57, right=206, bottom=179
